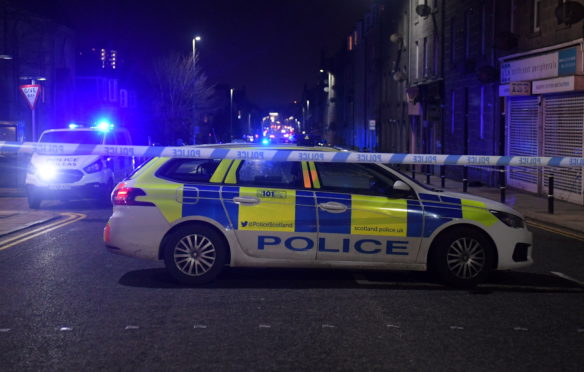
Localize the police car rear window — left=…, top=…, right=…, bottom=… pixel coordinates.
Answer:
left=156, top=159, right=221, bottom=183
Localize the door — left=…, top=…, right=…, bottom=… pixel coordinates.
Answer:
left=542, top=94, right=584, bottom=205
left=507, top=96, right=539, bottom=192
left=222, top=160, right=318, bottom=260
left=312, top=162, right=422, bottom=264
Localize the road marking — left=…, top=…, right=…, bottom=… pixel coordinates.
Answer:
left=526, top=220, right=584, bottom=242
left=125, top=325, right=139, bottom=330
left=550, top=272, right=584, bottom=288
left=513, top=327, right=528, bottom=331
left=322, top=324, right=336, bottom=328
left=0, top=328, right=10, bottom=332
left=386, top=324, right=400, bottom=329
left=193, top=325, right=207, bottom=329
left=450, top=326, right=464, bottom=330
left=0, top=213, right=86, bottom=251
left=259, top=324, right=271, bottom=328
left=58, top=327, right=73, bottom=332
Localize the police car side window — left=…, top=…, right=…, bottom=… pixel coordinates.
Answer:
left=315, top=163, right=399, bottom=197
left=237, top=161, right=302, bottom=188
left=157, top=159, right=221, bottom=183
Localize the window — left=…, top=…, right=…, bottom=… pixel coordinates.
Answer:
left=415, top=41, right=420, bottom=79
left=481, top=1, right=487, bottom=55
left=451, top=89, right=456, bottom=134
left=236, top=160, right=302, bottom=188
left=533, top=0, right=541, bottom=33
left=423, top=36, right=428, bottom=77
left=157, top=159, right=221, bottom=183
left=464, top=9, right=471, bottom=58
left=480, top=86, right=485, bottom=139
left=314, top=163, right=401, bottom=197
left=450, top=17, right=456, bottom=63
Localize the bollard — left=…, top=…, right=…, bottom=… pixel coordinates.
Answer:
left=426, top=172, right=431, bottom=185
left=412, top=168, right=416, bottom=180
left=499, top=168, right=506, bottom=204
left=462, top=166, right=468, bottom=193
left=440, top=166, right=446, bottom=188
left=548, top=175, right=554, bottom=214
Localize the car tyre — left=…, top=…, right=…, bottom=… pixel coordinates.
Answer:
left=28, top=190, right=42, bottom=209
left=163, top=225, right=227, bottom=285
left=430, top=227, right=494, bottom=288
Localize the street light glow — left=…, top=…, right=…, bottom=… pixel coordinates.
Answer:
left=194, top=36, right=201, bottom=41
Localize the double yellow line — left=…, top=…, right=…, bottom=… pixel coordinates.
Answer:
left=0, top=212, right=86, bottom=251
left=526, top=220, right=584, bottom=242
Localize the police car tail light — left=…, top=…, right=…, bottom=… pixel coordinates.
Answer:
left=112, top=187, right=155, bottom=206
left=84, top=160, right=103, bottom=173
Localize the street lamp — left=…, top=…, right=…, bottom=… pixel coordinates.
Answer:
left=192, top=35, right=201, bottom=62
left=230, top=88, right=234, bottom=141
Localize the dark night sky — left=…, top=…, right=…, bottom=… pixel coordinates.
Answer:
left=12, top=0, right=373, bottom=109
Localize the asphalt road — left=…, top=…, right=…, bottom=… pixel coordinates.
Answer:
left=0, top=199, right=583, bottom=371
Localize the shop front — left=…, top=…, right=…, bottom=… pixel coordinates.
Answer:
left=500, top=41, right=584, bottom=205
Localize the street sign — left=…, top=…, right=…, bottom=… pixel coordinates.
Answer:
left=19, top=85, right=41, bottom=110
left=369, top=120, right=376, bottom=131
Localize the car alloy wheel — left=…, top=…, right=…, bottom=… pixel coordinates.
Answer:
left=173, top=234, right=217, bottom=277
left=446, top=237, right=486, bottom=280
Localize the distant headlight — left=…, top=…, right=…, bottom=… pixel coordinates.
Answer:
left=490, top=210, right=525, bottom=228
left=37, top=165, right=57, bottom=181
left=84, top=160, right=103, bottom=173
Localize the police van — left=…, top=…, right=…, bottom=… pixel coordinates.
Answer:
left=104, top=144, right=533, bottom=288
left=26, top=124, right=134, bottom=208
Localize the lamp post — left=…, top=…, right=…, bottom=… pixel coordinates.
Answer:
left=192, top=35, right=201, bottom=62
left=191, top=36, right=201, bottom=144
left=230, top=88, right=234, bottom=141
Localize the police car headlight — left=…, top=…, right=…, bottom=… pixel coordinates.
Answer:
left=84, top=160, right=103, bottom=174
left=37, top=165, right=57, bottom=181
left=490, top=210, right=525, bottom=228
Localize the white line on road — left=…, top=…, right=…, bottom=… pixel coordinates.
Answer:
left=550, top=272, right=584, bottom=287
left=513, top=327, right=528, bottom=331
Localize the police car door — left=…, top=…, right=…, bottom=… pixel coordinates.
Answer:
left=222, top=160, right=317, bottom=261
left=312, top=162, right=422, bottom=264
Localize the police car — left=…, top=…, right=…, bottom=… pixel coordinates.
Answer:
left=104, top=144, right=533, bottom=288
left=26, top=124, right=134, bottom=208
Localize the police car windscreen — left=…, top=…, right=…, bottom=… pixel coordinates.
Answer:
left=40, top=131, right=105, bottom=144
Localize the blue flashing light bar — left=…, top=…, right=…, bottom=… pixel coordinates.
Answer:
left=261, top=138, right=270, bottom=145
left=68, top=123, right=79, bottom=129
left=95, top=119, right=114, bottom=132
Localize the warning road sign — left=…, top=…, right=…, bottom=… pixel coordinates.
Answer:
left=19, top=85, right=41, bottom=110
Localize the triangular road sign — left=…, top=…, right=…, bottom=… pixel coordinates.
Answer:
left=19, top=85, right=41, bottom=110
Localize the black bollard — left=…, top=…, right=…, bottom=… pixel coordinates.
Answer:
left=548, top=175, right=554, bottom=214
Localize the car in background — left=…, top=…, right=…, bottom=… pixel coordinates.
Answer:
left=26, top=124, right=134, bottom=208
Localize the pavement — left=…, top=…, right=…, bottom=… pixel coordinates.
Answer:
left=0, top=179, right=581, bottom=238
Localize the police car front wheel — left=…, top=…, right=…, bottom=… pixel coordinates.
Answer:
left=431, top=227, right=494, bottom=288
left=163, top=225, right=227, bottom=285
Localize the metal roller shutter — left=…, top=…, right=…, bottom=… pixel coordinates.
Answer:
left=542, top=94, right=584, bottom=205
left=507, top=96, right=539, bottom=192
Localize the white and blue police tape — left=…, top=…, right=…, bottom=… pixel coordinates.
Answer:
left=1, top=141, right=583, bottom=167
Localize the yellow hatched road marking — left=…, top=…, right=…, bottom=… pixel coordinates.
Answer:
left=0, top=212, right=86, bottom=251
left=526, top=220, right=584, bottom=242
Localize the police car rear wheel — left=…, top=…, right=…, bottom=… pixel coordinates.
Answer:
left=432, top=228, right=493, bottom=288
left=163, top=225, right=226, bottom=285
